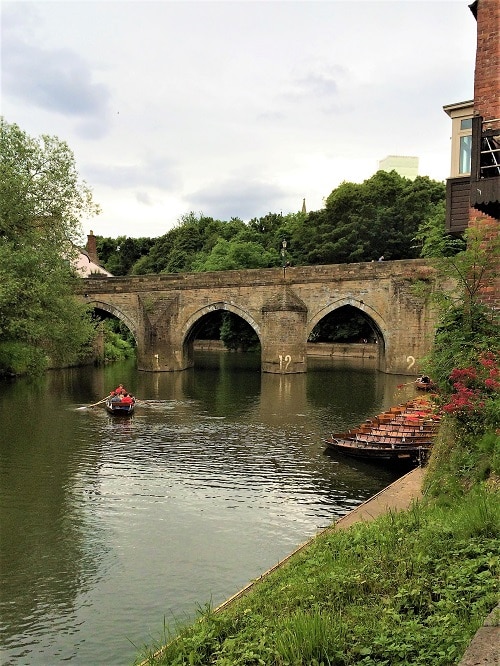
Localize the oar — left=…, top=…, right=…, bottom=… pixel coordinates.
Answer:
left=137, top=398, right=172, bottom=402
left=78, top=396, right=109, bottom=409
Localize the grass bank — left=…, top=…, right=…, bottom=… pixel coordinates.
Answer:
left=135, top=430, right=498, bottom=665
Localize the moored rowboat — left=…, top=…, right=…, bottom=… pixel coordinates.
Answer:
left=324, top=398, right=439, bottom=466
left=324, top=436, right=430, bottom=464
left=415, top=376, right=437, bottom=391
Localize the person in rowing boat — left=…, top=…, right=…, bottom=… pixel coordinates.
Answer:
left=120, top=393, right=134, bottom=406
left=113, top=384, right=127, bottom=395
left=110, top=391, right=122, bottom=403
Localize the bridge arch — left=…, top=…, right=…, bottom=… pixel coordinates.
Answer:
left=87, top=299, right=138, bottom=344
left=181, top=301, right=262, bottom=342
left=307, top=298, right=387, bottom=367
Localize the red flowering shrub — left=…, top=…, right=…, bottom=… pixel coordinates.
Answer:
left=441, top=351, right=500, bottom=432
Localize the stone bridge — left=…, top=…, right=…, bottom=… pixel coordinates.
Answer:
left=77, top=259, right=442, bottom=375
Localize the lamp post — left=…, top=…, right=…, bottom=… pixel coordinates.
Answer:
left=281, top=239, right=287, bottom=279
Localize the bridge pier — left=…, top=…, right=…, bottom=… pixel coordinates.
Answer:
left=261, top=286, right=308, bottom=374
left=136, top=295, right=192, bottom=372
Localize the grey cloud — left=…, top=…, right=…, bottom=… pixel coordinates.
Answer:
left=286, top=63, right=347, bottom=100
left=2, top=8, right=111, bottom=138
left=136, top=191, right=154, bottom=206
left=188, top=180, right=288, bottom=221
left=83, top=156, right=181, bottom=192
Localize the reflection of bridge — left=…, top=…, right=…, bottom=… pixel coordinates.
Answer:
left=77, top=260, right=442, bottom=375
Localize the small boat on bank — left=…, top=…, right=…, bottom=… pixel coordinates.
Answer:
left=324, top=398, right=439, bottom=466
left=415, top=376, right=437, bottom=391
left=105, top=398, right=135, bottom=416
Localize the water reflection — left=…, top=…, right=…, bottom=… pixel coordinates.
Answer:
left=0, top=353, right=416, bottom=665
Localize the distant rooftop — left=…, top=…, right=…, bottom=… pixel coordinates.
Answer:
left=378, top=155, right=419, bottom=180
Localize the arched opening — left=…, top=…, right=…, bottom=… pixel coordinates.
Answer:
left=89, top=303, right=137, bottom=365
left=182, top=303, right=261, bottom=368
left=307, top=304, right=385, bottom=367
left=309, top=305, right=379, bottom=344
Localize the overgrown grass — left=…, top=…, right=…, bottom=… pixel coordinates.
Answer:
left=136, top=474, right=498, bottom=666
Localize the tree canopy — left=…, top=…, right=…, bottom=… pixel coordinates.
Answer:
left=96, top=171, right=445, bottom=277
left=0, top=119, right=99, bottom=374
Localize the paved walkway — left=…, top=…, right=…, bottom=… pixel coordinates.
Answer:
left=334, top=466, right=424, bottom=529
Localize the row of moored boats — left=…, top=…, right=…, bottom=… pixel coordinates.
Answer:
left=324, top=398, right=440, bottom=466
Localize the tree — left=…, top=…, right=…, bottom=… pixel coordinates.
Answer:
left=98, top=173, right=445, bottom=278
left=0, top=119, right=100, bottom=374
left=291, top=172, right=445, bottom=266
left=96, top=235, right=155, bottom=275
left=220, top=312, right=260, bottom=351
left=0, top=119, right=99, bottom=246
left=192, top=238, right=278, bottom=272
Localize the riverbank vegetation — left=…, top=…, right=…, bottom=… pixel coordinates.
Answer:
left=0, top=119, right=99, bottom=376
left=101, top=319, right=136, bottom=363
left=136, top=228, right=499, bottom=666
left=138, top=490, right=497, bottom=666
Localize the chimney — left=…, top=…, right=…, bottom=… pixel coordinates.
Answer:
left=86, top=230, right=99, bottom=264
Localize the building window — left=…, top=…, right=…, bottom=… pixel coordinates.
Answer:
left=458, top=117, right=473, bottom=174
left=443, top=101, right=474, bottom=178
left=459, top=135, right=472, bottom=174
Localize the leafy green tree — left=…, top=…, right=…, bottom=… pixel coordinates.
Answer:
left=0, top=119, right=99, bottom=374
left=413, top=200, right=465, bottom=258
left=99, top=173, right=445, bottom=278
left=95, top=236, right=155, bottom=275
left=422, top=226, right=499, bottom=389
left=0, top=119, right=99, bottom=245
left=192, top=238, right=278, bottom=272
left=291, top=172, right=445, bottom=266
left=128, top=213, right=243, bottom=275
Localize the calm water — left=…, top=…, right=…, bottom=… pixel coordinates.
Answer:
left=0, top=353, right=417, bottom=665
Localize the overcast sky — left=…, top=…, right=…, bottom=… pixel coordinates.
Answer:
left=2, top=0, right=476, bottom=240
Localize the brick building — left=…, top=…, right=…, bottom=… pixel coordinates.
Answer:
left=444, top=0, right=499, bottom=309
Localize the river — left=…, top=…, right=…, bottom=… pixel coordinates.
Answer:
left=0, top=352, right=417, bottom=665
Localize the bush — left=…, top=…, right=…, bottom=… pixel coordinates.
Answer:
left=0, top=341, right=48, bottom=375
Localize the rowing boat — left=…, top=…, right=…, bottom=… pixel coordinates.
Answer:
left=324, top=436, right=430, bottom=464
left=324, top=398, right=439, bottom=466
left=105, top=398, right=135, bottom=416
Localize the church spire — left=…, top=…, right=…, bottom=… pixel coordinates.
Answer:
left=301, top=198, right=306, bottom=214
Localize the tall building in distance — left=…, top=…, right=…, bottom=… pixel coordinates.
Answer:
left=378, top=155, right=419, bottom=180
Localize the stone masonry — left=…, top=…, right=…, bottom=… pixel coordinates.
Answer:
left=78, top=259, right=448, bottom=375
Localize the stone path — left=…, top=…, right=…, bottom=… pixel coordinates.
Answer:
left=334, top=466, right=424, bottom=529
